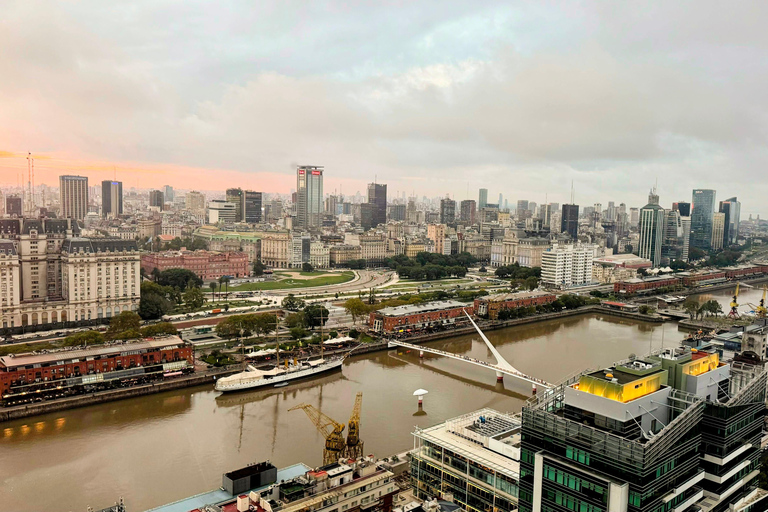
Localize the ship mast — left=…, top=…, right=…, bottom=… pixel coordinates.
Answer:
left=275, top=313, right=280, bottom=367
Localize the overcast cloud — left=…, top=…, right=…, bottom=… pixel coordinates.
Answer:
left=1, top=1, right=767, bottom=214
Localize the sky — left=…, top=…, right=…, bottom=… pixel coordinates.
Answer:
left=1, top=1, right=767, bottom=215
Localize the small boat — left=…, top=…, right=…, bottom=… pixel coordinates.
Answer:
left=274, top=382, right=289, bottom=388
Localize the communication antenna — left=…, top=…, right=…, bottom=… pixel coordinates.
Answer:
left=26, top=152, right=34, bottom=213
left=570, top=181, right=575, bottom=204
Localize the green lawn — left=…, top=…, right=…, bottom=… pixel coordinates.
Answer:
left=228, top=271, right=355, bottom=291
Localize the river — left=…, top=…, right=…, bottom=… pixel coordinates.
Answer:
left=0, top=313, right=687, bottom=512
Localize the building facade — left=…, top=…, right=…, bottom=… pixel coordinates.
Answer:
left=474, top=291, right=557, bottom=320
left=440, top=198, right=456, bottom=224
left=368, top=300, right=470, bottom=333
left=149, top=190, right=165, bottom=209
left=637, top=198, right=664, bottom=267
left=561, top=204, right=580, bottom=241
left=460, top=199, right=477, bottom=224
left=367, top=183, right=387, bottom=228
left=225, top=188, right=244, bottom=222
left=59, top=175, right=89, bottom=221
left=711, top=212, right=726, bottom=251
left=244, top=190, right=263, bottom=223
left=141, top=250, right=249, bottom=281
left=101, top=180, right=123, bottom=219
left=541, top=244, right=595, bottom=289
left=296, top=166, right=324, bottom=230
left=691, top=189, right=716, bottom=250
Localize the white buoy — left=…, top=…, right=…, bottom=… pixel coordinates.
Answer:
left=413, top=388, right=428, bottom=405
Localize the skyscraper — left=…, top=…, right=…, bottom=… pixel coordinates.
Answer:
left=460, top=199, right=476, bottom=224
left=478, top=188, right=488, bottom=209
left=440, top=198, right=456, bottom=224
left=367, top=183, right=387, bottom=228
left=661, top=209, right=684, bottom=263
left=637, top=190, right=664, bottom=266
left=101, top=180, right=123, bottom=219
left=720, top=197, right=741, bottom=245
left=673, top=201, right=691, bottom=217
left=226, top=188, right=244, bottom=222
left=711, top=212, right=726, bottom=251
left=149, top=190, right=164, bottom=209
left=59, top=175, right=89, bottom=221
left=560, top=204, right=579, bottom=241
left=6, top=195, right=22, bottom=217
left=691, top=189, right=716, bottom=250
left=243, top=190, right=263, bottom=223
left=296, top=166, right=324, bottom=229
left=163, top=185, right=174, bottom=203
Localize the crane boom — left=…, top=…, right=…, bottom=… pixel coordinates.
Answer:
left=289, top=403, right=346, bottom=465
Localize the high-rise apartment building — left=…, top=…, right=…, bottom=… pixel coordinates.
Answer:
left=691, top=189, right=716, bottom=250
left=541, top=243, right=595, bottom=288
left=440, top=198, right=456, bottom=224
left=460, top=199, right=476, bottom=224
left=225, top=188, right=244, bottom=222
left=149, top=190, right=165, bottom=209
left=479, top=188, right=488, bottom=209
left=637, top=190, right=664, bottom=266
left=296, top=166, right=323, bottom=229
left=367, top=183, right=387, bottom=228
left=59, top=175, right=88, bottom=221
left=6, top=195, right=22, bottom=217
left=711, top=212, right=726, bottom=251
left=101, top=180, right=123, bottom=219
left=560, top=204, right=579, bottom=241
left=243, top=190, right=262, bottom=223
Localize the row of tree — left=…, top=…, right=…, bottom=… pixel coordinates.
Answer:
left=494, top=264, right=541, bottom=280
left=215, top=313, right=279, bottom=339
left=61, top=312, right=178, bottom=346
left=682, top=298, right=723, bottom=319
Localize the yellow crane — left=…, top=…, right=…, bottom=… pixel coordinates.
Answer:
left=757, top=286, right=768, bottom=319
left=289, top=403, right=346, bottom=466
left=345, top=392, right=364, bottom=459
left=728, top=283, right=741, bottom=319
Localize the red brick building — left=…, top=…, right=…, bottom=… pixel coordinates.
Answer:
left=677, top=271, right=726, bottom=287
left=613, top=276, right=681, bottom=294
left=141, top=249, right=249, bottom=281
left=473, top=291, right=557, bottom=320
left=0, top=336, right=193, bottom=406
left=368, top=300, right=472, bottom=333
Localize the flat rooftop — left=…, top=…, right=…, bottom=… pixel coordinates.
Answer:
left=376, top=300, right=467, bottom=317
left=481, top=290, right=554, bottom=302
left=0, top=336, right=186, bottom=370
left=146, top=463, right=310, bottom=512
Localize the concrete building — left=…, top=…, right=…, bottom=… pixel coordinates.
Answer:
left=209, top=231, right=261, bottom=264
left=296, top=166, right=324, bottom=230
left=330, top=244, right=363, bottom=267
left=260, top=232, right=291, bottom=269
left=163, top=185, right=174, bottom=203
left=5, top=195, right=22, bottom=217
left=411, top=409, right=521, bottom=512
left=360, top=235, right=388, bottom=265
left=541, top=243, right=595, bottom=289
left=149, top=190, right=164, bottom=209
left=388, top=203, right=406, bottom=222
left=721, top=197, right=741, bottom=245
left=711, top=212, right=726, bottom=251
left=460, top=199, right=477, bottom=224
left=427, top=224, right=446, bottom=255
left=208, top=200, right=237, bottom=224
left=137, top=216, right=162, bottom=239
left=691, top=189, right=716, bottom=250
left=225, top=188, right=244, bottom=222
left=662, top=209, right=685, bottom=263
left=309, top=241, right=330, bottom=268
left=289, top=233, right=311, bottom=268
left=101, top=180, right=123, bottom=219
left=367, top=183, right=387, bottom=228
left=185, top=191, right=206, bottom=215
left=59, top=175, right=89, bottom=221
left=440, top=198, right=456, bottom=224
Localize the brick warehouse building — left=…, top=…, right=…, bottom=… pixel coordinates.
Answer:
left=141, top=249, right=249, bottom=281
left=474, top=290, right=557, bottom=320
left=0, top=336, right=193, bottom=406
left=368, top=300, right=472, bottom=334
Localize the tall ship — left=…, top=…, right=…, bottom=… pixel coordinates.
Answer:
left=215, top=353, right=347, bottom=392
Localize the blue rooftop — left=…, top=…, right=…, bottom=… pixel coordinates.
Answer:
left=145, top=463, right=311, bottom=512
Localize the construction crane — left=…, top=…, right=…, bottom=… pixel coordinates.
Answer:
left=757, top=286, right=768, bottom=319
left=289, top=403, right=346, bottom=466
left=345, top=392, right=364, bottom=459
left=729, top=283, right=741, bottom=319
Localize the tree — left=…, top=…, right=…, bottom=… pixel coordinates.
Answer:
left=302, top=262, right=314, bottom=272
left=107, top=311, right=142, bottom=339
left=285, top=312, right=305, bottom=328
left=524, top=276, right=539, bottom=291
left=344, top=298, right=369, bottom=325
left=282, top=294, right=305, bottom=312
left=290, top=326, right=309, bottom=340
left=253, top=313, right=279, bottom=338
left=638, top=305, right=653, bottom=315
left=253, top=259, right=266, bottom=276
left=140, top=322, right=178, bottom=337
left=682, top=298, right=700, bottom=319
left=209, top=282, right=217, bottom=302
left=219, top=276, right=231, bottom=300
left=62, top=331, right=104, bottom=347
left=689, top=247, right=706, bottom=261
left=151, top=267, right=161, bottom=282
left=183, top=286, right=205, bottom=310
left=303, top=304, right=330, bottom=329
left=139, top=281, right=175, bottom=320
left=157, top=268, right=203, bottom=289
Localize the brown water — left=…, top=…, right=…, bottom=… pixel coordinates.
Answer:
left=0, top=314, right=685, bottom=512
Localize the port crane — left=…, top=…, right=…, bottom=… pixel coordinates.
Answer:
left=289, top=403, right=347, bottom=466
left=728, top=283, right=741, bottom=319
left=757, top=286, right=767, bottom=319
left=345, top=392, right=364, bottom=459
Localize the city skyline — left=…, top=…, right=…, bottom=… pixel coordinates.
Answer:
left=2, top=2, right=768, bottom=216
